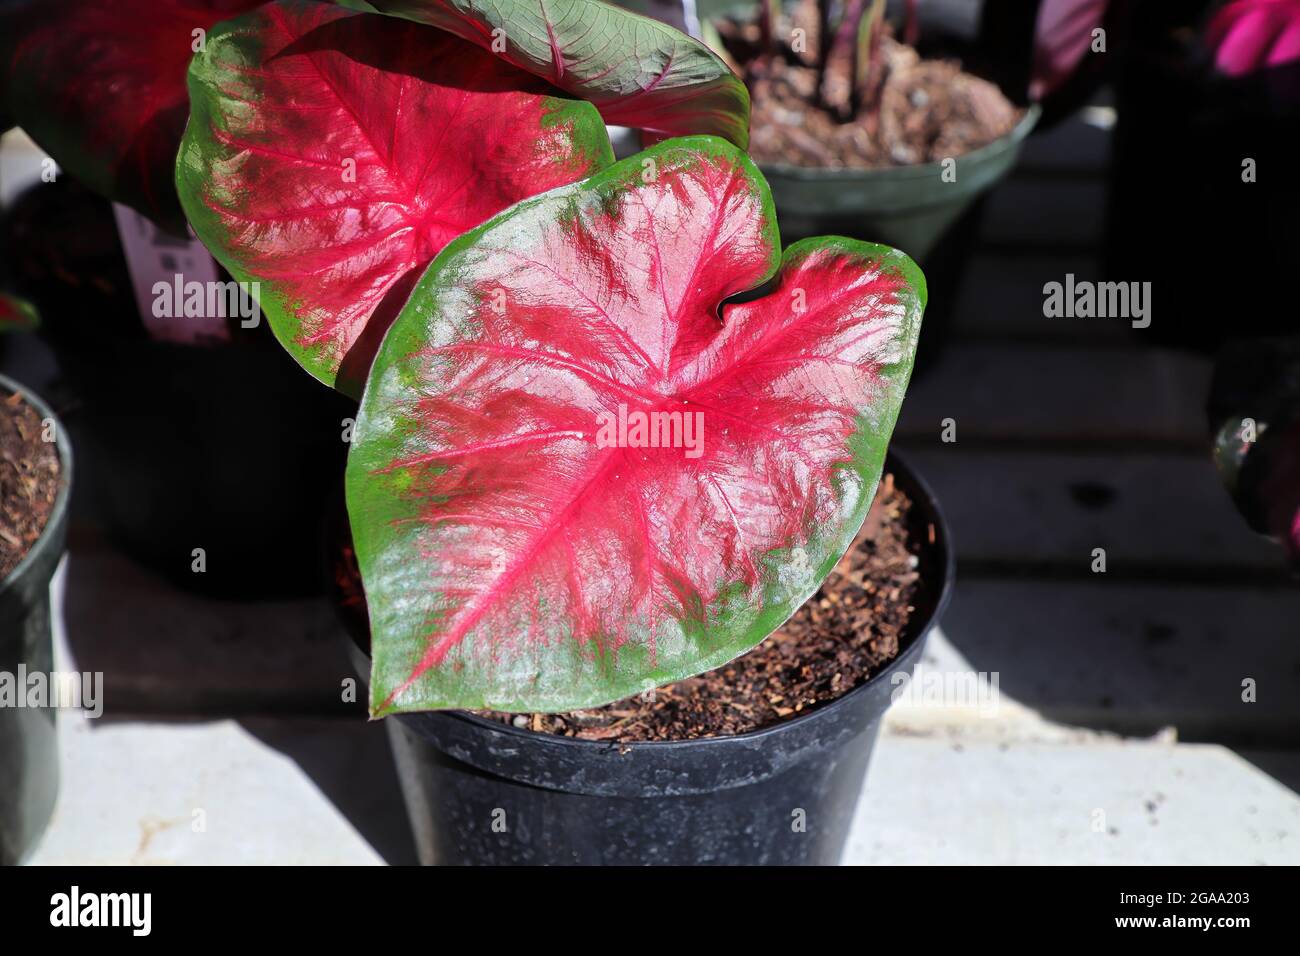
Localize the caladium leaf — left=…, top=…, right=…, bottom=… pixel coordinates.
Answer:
left=0, top=293, right=39, bottom=333
left=6, top=0, right=266, bottom=231
left=177, top=0, right=614, bottom=393
left=363, top=0, right=750, bottom=148
left=347, top=136, right=925, bottom=716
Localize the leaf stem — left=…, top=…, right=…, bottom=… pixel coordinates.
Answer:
left=902, top=0, right=919, bottom=47
left=815, top=0, right=836, bottom=111
left=758, top=0, right=780, bottom=54
left=851, top=0, right=886, bottom=124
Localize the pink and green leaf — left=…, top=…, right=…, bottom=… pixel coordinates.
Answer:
left=363, top=0, right=751, bottom=148
left=0, top=293, right=39, bottom=333
left=176, top=0, right=614, bottom=393
left=347, top=136, right=925, bottom=716
left=6, top=0, right=266, bottom=231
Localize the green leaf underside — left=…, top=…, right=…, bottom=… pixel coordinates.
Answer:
left=348, top=136, right=925, bottom=716
left=176, top=0, right=614, bottom=392
left=365, top=0, right=751, bottom=147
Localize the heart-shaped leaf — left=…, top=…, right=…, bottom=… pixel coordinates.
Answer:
left=347, top=136, right=925, bottom=715
left=6, top=0, right=266, bottom=231
left=364, top=0, right=750, bottom=147
left=176, top=0, right=614, bottom=393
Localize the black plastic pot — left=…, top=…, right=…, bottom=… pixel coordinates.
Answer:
left=61, top=338, right=354, bottom=598
left=344, top=452, right=953, bottom=865
left=0, top=374, right=72, bottom=865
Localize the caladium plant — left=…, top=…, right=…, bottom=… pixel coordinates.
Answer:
left=46, top=0, right=923, bottom=715
left=346, top=137, right=924, bottom=715
left=176, top=0, right=614, bottom=392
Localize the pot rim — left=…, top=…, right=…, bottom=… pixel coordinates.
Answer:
left=423, top=448, right=955, bottom=752
left=757, top=104, right=1042, bottom=183
left=0, top=373, right=73, bottom=595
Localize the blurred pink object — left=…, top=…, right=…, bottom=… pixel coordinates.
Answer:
left=1030, top=0, right=1110, bottom=99
left=1205, top=0, right=1300, bottom=76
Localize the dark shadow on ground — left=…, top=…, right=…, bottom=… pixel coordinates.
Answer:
left=241, top=717, right=418, bottom=866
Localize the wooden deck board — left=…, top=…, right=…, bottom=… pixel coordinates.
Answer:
left=897, top=344, right=1213, bottom=447
left=899, top=447, right=1283, bottom=572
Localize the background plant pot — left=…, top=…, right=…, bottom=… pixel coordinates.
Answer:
left=759, top=106, right=1039, bottom=372
left=1, top=180, right=355, bottom=598
left=343, top=451, right=953, bottom=865
left=0, top=373, right=71, bottom=865
left=60, top=339, right=354, bottom=598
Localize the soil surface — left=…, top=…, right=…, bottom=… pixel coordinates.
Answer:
left=484, top=472, right=930, bottom=741
left=720, top=4, right=1022, bottom=169
left=0, top=389, right=61, bottom=579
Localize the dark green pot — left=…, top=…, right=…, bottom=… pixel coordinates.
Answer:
left=0, top=373, right=72, bottom=865
left=759, top=106, right=1040, bottom=255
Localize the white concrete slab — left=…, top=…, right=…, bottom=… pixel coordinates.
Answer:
left=847, top=732, right=1300, bottom=866
left=854, top=629, right=1300, bottom=864
left=27, top=712, right=384, bottom=866
left=26, top=563, right=1300, bottom=866
left=26, top=561, right=388, bottom=865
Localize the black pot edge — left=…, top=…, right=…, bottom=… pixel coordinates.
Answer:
left=413, top=447, right=955, bottom=755
left=0, top=372, right=73, bottom=595
left=756, top=104, right=1041, bottom=185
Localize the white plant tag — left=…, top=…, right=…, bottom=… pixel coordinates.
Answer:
left=112, top=203, right=228, bottom=345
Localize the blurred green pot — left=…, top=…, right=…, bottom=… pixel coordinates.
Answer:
left=760, top=106, right=1040, bottom=255
left=0, top=373, right=71, bottom=865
